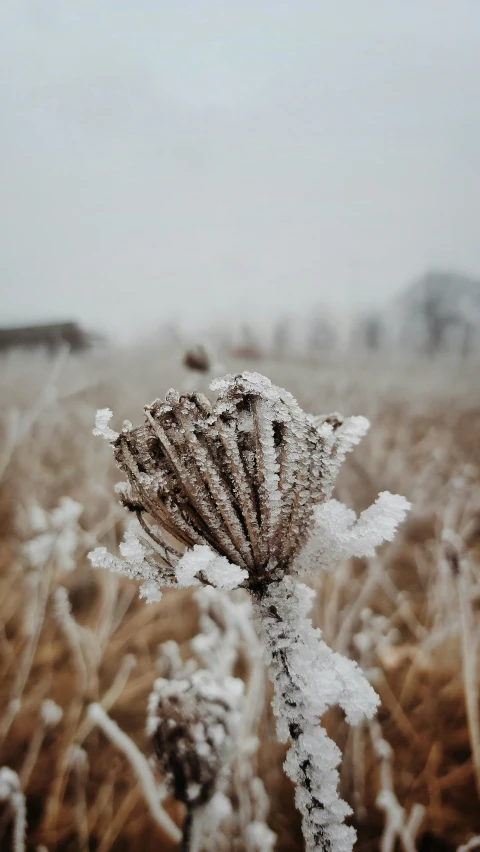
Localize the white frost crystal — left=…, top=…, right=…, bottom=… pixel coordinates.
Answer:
left=299, top=492, right=410, bottom=575
left=175, top=545, right=248, bottom=590
left=93, top=408, right=118, bottom=440
left=88, top=528, right=165, bottom=604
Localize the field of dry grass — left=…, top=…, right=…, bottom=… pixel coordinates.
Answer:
left=0, top=347, right=479, bottom=851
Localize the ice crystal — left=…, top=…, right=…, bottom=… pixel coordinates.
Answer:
left=175, top=545, right=248, bottom=589
left=92, top=408, right=118, bottom=440
left=88, top=527, right=167, bottom=603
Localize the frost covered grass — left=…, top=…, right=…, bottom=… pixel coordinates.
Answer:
left=0, top=346, right=479, bottom=851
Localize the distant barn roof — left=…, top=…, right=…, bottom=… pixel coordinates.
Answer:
left=0, top=321, right=92, bottom=352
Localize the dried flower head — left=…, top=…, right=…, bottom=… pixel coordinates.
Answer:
left=147, top=671, right=243, bottom=807
left=108, top=372, right=365, bottom=589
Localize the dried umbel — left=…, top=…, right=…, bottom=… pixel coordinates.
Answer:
left=90, top=372, right=409, bottom=852
left=147, top=671, right=242, bottom=807
left=108, top=372, right=359, bottom=589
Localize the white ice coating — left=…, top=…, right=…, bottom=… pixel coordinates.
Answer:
left=253, top=579, right=379, bottom=852
left=93, top=408, right=118, bottom=440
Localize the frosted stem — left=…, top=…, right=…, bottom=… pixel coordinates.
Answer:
left=252, top=579, right=378, bottom=852
left=87, top=704, right=181, bottom=843
left=252, top=591, right=340, bottom=852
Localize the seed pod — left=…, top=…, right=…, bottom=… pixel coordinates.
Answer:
left=147, top=671, right=243, bottom=807
left=112, top=372, right=331, bottom=587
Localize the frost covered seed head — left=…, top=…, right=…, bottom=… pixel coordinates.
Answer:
left=108, top=372, right=351, bottom=587
left=147, top=671, right=242, bottom=806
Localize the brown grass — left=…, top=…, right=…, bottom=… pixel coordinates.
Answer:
left=0, top=349, right=479, bottom=851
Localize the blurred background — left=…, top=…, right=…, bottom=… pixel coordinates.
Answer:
left=1, top=0, right=480, bottom=354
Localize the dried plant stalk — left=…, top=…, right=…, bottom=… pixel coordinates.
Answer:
left=91, top=371, right=409, bottom=852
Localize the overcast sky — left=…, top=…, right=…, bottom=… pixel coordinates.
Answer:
left=1, top=1, right=480, bottom=339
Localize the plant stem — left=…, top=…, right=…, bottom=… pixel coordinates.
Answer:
left=251, top=579, right=362, bottom=852
left=180, top=808, right=193, bottom=852
left=181, top=805, right=204, bottom=852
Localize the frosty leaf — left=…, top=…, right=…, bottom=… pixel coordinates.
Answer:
left=300, top=492, right=410, bottom=575
left=174, top=547, right=208, bottom=587
left=175, top=545, right=248, bottom=590
left=119, top=530, right=147, bottom=564
left=93, top=408, right=118, bottom=440
left=88, top=527, right=162, bottom=593
left=327, top=652, right=380, bottom=725
left=202, top=556, right=248, bottom=590
left=352, top=492, right=411, bottom=553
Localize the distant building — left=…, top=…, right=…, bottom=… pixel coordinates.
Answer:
left=0, top=321, right=94, bottom=353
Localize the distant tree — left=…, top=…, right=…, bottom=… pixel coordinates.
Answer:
left=421, top=294, right=458, bottom=354
left=397, top=271, right=480, bottom=356
left=364, top=316, right=382, bottom=351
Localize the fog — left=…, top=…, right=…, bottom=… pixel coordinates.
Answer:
left=1, top=0, right=480, bottom=340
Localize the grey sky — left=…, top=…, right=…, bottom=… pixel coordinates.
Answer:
left=1, top=1, right=480, bottom=339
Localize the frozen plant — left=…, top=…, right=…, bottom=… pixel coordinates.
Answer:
left=149, top=585, right=275, bottom=851
left=148, top=670, right=243, bottom=851
left=89, top=371, right=409, bottom=852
